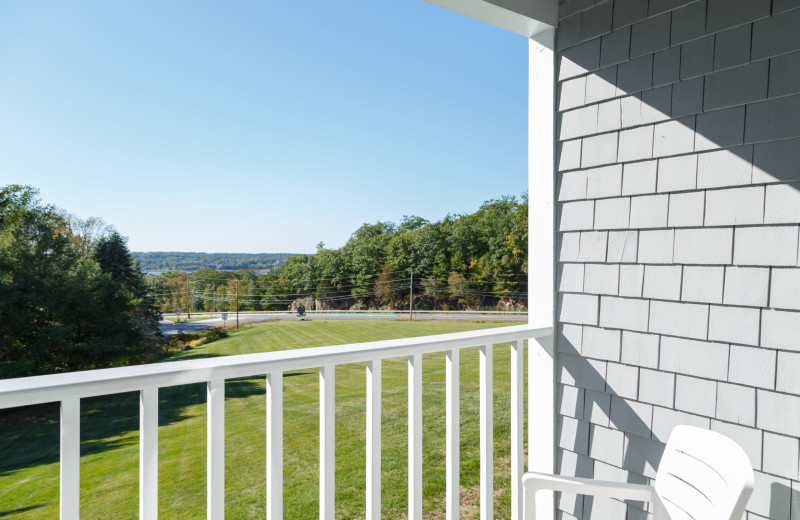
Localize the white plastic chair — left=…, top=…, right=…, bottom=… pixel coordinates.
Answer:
left=523, top=425, right=755, bottom=520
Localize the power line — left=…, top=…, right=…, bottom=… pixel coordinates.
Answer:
left=188, top=281, right=411, bottom=300
left=186, top=277, right=416, bottom=296
left=190, top=283, right=413, bottom=305
left=413, top=283, right=527, bottom=295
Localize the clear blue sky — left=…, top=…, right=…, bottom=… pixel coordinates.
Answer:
left=0, top=0, right=528, bottom=254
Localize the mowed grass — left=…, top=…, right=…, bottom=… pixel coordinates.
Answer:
left=0, top=320, right=531, bottom=519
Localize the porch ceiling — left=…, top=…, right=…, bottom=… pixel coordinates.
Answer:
left=423, top=0, right=559, bottom=38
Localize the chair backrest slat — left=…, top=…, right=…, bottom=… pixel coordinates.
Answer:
left=658, top=473, right=717, bottom=520
left=654, top=426, right=755, bottom=520
left=659, top=495, right=701, bottom=520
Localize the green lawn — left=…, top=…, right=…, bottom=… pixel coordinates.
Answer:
left=0, top=320, right=530, bottom=519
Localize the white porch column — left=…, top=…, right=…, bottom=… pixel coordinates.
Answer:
left=528, top=27, right=556, bottom=520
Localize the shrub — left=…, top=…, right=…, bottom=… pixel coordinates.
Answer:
left=202, top=327, right=228, bottom=342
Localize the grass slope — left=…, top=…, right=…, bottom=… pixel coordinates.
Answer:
left=0, top=320, right=529, bottom=519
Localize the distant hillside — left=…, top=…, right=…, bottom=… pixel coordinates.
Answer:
left=132, top=252, right=296, bottom=272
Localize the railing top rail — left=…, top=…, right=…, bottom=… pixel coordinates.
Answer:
left=162, top=310, right=529, bottom=316
left=0, top=325, right=552, bottom=409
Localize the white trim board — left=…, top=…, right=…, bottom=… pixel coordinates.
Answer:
left=423, top=0, right=556, bottom=38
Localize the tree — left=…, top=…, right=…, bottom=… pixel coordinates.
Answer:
left=397, top=215, right=429, bottom=234
left=93, top=232, right=161, bottom=338
left=0, top=185, right=162, bottom=377
left=421, top=276, right=442, bottom=309
left=93, top=232, right=137, bottom=288
left=58, top=212, right=114, bottom=256
left=341, top=229, right=390, bottom=302
left=448, top=272, right=479, bottom=310
left=0, top=186, right=88, bottom=375
left=350, top=221, right=396, bottom=241
left=154, top=192, right=529, bottom=315
left=374, top=264, right=405, bottom=308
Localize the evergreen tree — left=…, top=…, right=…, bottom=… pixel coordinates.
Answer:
left=93, top=232, right=137, bottom=287
left=93, top=232, right=162, bottom=342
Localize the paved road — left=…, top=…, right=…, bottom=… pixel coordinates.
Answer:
left=160, top=311, right=526, bottom=336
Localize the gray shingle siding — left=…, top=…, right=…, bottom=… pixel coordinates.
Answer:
left=555, top=2, right=800, bottom=516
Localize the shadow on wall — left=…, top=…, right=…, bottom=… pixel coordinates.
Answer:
left=559, top=332, right=796, bottom=519
left=555, top=1, right=800, bottom=518
left=557, top=336, right=662, bottom=518
left=767, top=482, right=798, bottom=520
left=557, top=2, right=800, bottom=195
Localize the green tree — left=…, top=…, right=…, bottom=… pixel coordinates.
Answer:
left=93, top=232, right=139, bottom=288
left=397, top=215, right=429, bottom=234
left=0, top=185, right=161, bottom=377
left=249, top=193, right=528, bottom=312
left=448, top=272, right=479, bottom=310
left=82, top=219, right=162, bottom=363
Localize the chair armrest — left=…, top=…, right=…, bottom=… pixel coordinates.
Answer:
left=523, top=472, right=655, bottom=502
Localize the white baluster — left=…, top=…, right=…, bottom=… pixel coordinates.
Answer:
left=60, top=397, right=80, bottom=520
left=529, top=334, right=556, bottom=520
left=140, top=388, right=158, bottom=520
left=480, top=344, right=493, bottom=520
left=511, top=340, right=524, bottom=520
left=366, top=360, right=381, bottom=520
left=408, top=354, right=422, bottom=520
left=446, top=349, right=460, bottom=520
left=207, top=380, right=225, bottom=520
left=320, top=365, right=335, bottom=520
left=267, top=372, right=283, bottom=520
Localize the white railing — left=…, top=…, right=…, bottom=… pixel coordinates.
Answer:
left=0, top=324, right=553, bottom=520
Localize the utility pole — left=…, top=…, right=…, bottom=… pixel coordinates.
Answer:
left=235, top=279, right=239, bottom=329
left=186, top=276, right=191, bottom=319
left=409, top=268, right=413, bottom=321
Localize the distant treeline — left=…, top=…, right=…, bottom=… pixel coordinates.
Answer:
left=132, top=252, right=295, bottom=272
left=149, top=195, right=528, bottom=313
